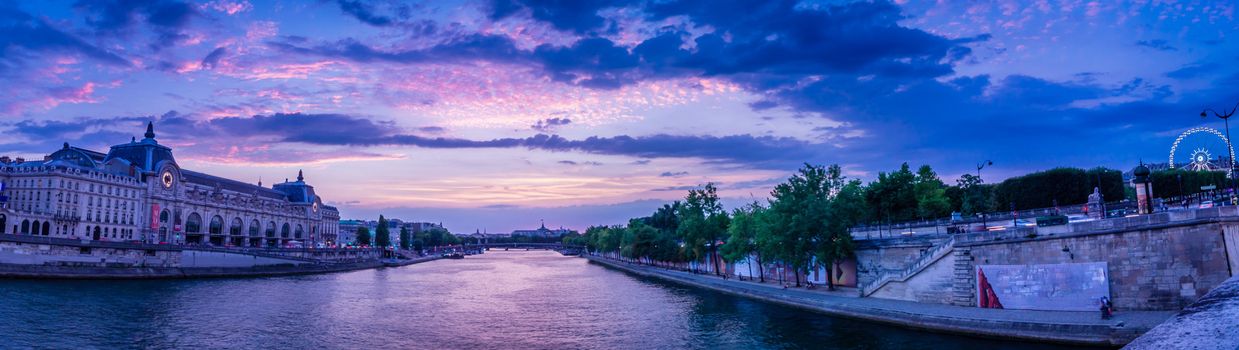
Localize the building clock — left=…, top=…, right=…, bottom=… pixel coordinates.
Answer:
left=161, top=170, right=174, bottom=189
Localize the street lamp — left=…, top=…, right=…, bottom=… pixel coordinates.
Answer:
left=977, top=160, right=993, bottom=230
left=1202, top=101, right=1239, bottom=205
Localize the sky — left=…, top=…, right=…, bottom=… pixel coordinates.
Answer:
left=1, top=0, right=1237, bottom=233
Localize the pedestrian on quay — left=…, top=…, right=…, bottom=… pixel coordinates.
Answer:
left=1099, top=296, right=1113, bottom=320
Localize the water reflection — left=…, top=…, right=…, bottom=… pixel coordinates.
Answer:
left=0, top=251, right=1086, bottom=349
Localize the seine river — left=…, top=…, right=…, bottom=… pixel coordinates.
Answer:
left=0, top=251, right=1083, bottom=349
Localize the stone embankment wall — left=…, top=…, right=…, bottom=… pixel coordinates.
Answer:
left=858, top=216, right=1236, bottom=311
left=0, top=234, right=386, bottom=278
left=0, top=240, right=182, bottom=267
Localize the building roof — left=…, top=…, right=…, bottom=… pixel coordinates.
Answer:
left=102, top=122, right=176, bottom=173
left=271, top=170, right=317, bottom=203
left=181, top=169, right=289, bottom=200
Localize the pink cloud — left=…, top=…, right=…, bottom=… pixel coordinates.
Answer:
left=204, top=0, right=252, bottom=15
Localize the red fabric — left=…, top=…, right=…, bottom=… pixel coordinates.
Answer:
left=977, top=268, right=1004, bottom=309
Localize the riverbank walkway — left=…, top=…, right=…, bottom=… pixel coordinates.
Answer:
left=585, top=255, right=1174, bottom=347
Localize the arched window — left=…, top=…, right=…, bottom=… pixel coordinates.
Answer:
left=159, top=210, right=170, bottom=224
left=249, top=220, right=260, bottom=237
left=186, top=213, right=202, bottom=233
left=20, top=219, right=28, bottom=234
left=209, top=216, right=223, bottom=235
left=42, top=222, right=50, bottom=236
left=295, top=224, right=303, bottom=239
left=281, top=223, right=290, bottom=238
left=230, top=218, right=243, bottom=236
left=266, top=221, right=276, bottom=237
left=31, top=220, right=39, bottom=235
left=0, top=214, right=6, bottom=234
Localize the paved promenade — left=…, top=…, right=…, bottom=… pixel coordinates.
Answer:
left=1124, top=276, right=1239, bottom=350
left=585, top=255, right=1175, bottom=347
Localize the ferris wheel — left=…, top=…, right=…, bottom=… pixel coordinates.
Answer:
left=1169, top=127, right=1234, bottom=171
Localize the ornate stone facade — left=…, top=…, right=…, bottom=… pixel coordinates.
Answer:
left=0, top=123, right=340, bottom=247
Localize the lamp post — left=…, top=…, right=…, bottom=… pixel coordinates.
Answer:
left=977, top=160, right=993, bottom=230
left=1202, top=102, right=1239, bottom=205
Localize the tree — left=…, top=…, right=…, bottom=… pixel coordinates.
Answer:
left=914, top=165, right=951, bottom=219
left=621, top=219, right=659, bottom=263
left=677, top=183, right=730, bottom=275
left=1148, top=169, right=1223, bottom=199
left=722, top=201, right=767, bottom=281
left=766, top=164, right=833, bottom=287
left=356, top=226, right=371, bottom=246
left=865, top=163, right=918, bottom=223
left=375, top=215, right=391, bottom=248
left=412, top=239, right=424, bottom=253
left=399, top=226, right=412, bottom=250
left=957, top=173, right=993, bottom=216
left=818, top=167, right=861, bottom=290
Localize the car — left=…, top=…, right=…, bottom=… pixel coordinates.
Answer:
left=1199, top=200, right=1214, bottom=209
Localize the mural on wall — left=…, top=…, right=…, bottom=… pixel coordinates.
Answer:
left=806, top=257, right=857, bottom=287
left=976, top=262, right=1110, bottom=311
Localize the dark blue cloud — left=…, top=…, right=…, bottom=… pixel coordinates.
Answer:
left=200, top=46, right=226, bottom=69
left=488, top=0, right=631, bottom=35
left=1166, top=63, right=1220, bottom=80
left=335, top=0, right=415, bottom=27
left=1135, top=39, right=1177, bottom=52
left=73, top=0, right=198, bottom=50
left=274, top=0, right=972, bottom=92
left=659, top=171, right=688, bottom=177
left=531, top=117, right=571, bottom=131
left=0, top=6, right=131, bottom=68
left=3, top=113, right=826, bottom=168
left=269, top=34, right=527, bottom=64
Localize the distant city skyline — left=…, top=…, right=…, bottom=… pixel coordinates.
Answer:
left=2, top=1, right=1237, bottom=232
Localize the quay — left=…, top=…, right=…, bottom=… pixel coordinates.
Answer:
left=0, top=234, right=441, bottom=279
left=585, top=255, right=1170, bottom=346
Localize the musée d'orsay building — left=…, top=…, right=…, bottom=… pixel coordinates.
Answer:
left=0, top=122, right=340, bottom=247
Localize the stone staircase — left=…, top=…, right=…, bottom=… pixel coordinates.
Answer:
left=859, top=236, right=956, bottom=297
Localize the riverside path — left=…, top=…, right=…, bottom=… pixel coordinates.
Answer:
left=585, top=255, right=1175, bottom=347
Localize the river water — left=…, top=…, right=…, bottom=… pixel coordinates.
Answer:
left=0, top=250, right=1084, bottom=349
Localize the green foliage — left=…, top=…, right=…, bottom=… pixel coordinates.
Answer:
left=375, top=215, right=391, bottom=247
left=562, top=233, right=589, bottom=247
left=765, top=164, right=834, bottom=286
left=721, top=202, right=765, bottom=263
left=415, top=227, right=457, bottom=247
left=991, top=167, right=1124, bottom=210
left=356, top=227, right=371, bottom=246
left=584, top=161, right=1143, bottom=290
left=914, top=165, right=951, bottom=219
left=865, top=163, right=918, bottom=222
left=956, top=174, right=993, bottom=216
left=412, top=239, right=424, bottom=252
left=1150, top=169, right=1227, bottom=198
left=399, top=226, right=412, bottom=250
left=676, top=183, right=730, bottom=274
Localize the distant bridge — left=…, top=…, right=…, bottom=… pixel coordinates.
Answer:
left=462, top=243, right=584, bottom=251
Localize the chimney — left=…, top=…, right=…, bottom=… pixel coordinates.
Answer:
left=14, top=157, right=25, bottom=164
left=0, top=156, right=9, bottom=164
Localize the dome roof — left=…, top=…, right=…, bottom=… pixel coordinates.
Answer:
left=103, top=121, right=175, bottom=173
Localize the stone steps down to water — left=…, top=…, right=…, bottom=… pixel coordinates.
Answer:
left=859, top=236, right=956, bottom=297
